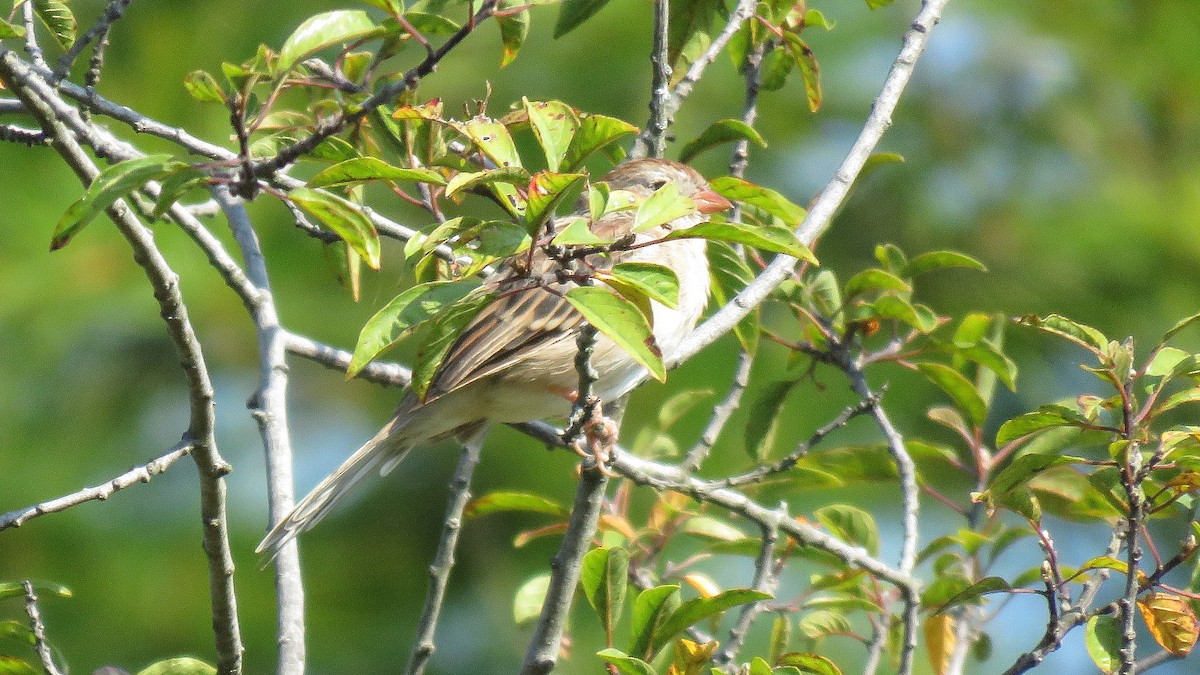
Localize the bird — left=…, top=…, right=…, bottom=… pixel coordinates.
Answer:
left=258, top=158, right=732, bottom=559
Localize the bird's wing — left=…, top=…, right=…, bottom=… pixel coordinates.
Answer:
left=423, top=279, right=583, bottom=399
left=422, top=202, right=642, bottom=400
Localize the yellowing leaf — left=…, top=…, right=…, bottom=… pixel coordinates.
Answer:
left=1138, top=592, right=1199, bottom=656
left=924, top=613, right=956, bottom=675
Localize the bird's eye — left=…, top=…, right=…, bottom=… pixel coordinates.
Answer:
left=649, top=179, right=668, bottom=190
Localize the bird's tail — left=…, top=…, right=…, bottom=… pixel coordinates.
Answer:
left=256, top=421, right=411, bottom=563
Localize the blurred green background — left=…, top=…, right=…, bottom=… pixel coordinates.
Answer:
left=2, top=0, right=1199, bottom=672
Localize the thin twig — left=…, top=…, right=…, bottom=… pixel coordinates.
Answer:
left=20, top=1, right=46, bottom=72
left=638, top=0, right=671, bottom=159
left=54, top=0, right=135, bottom=79
left=843, top=361, right=919, bottom=674
left=22, top=581, right=63, bottom=675
left=284, top=331, right=411, bottom=387
left=671, top=0, right=954, bottom=368
left=681, top=350, right=752, bottom=472
left=713, top=512, right=782, bottom=666
left=0, top=47, right=244, bottom=673
left=0, top=443, right=192, bottom=531
left=718, top=394, right=877, bottom=487
left=252, top=0, right=499, bottom=177
left=0, top=123, right=48, bottom=145
left=631, top=0, right=758, bottom=158
left=215, top=187, right=305, bottom=675
left=521, top=465, right=609, bottom=674
left=406, top=438, right=485, bottom=675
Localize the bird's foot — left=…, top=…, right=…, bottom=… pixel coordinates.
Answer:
left=568, top=400, right=619, bottom=477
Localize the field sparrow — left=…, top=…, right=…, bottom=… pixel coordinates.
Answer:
left=258, top=158, right=731, bottom=557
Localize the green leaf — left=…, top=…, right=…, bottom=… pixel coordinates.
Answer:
left=1079, top=555, right=1130, bottom=575
left=864, top=0, right=896, bottom=8
left=1146, top=347, right=1191, bottom=377
left=709, top=177, right=806, bottom=227
left=987, top=453, right=1085, bottom=495
left=551, top=217, right=612, bottom=246
left=277, top=10, right=380, bottom=72
left=462, top=119, right=522, bottom=169
left=813, top=504, right=878, bottom=556
left=797, top=609, right=852, bottom=639
left=135, top=658, right=217, bottom=675
left=347, top=280, right=479, bottom=377
left=464, top=491, right=569, bottom=518
left=707, top=241, right=760, bottom=354
left=760, top=47, right=793, bottom=92
left=803, top=8, right=836, bottom=30
left=400, top=12, right=461, bottom=36
left=678, top=119, right=767, bottom=163
left=776, top=653, right=842, bottom=675
left=183, top=70, right=226, bottom=103
left=581, top=547, right=630, bottom=642
left=604, top=262, right=680, bottom=309
left=361, top=0, right=404, bottom=15
left=554, top=0, right=614, bottom=38
left=632, top=182, right=697, bottom=233
left=0, top=18, right=25, bottom=38
left=1085, top=614, right=1121, bottom=674
left=565, top=286, right=666, bottom=382
left=667, top=222, right=816, bottom=263
left=525, top=171, right=586, bottom=234
left=32, top=0, right=75, bottom=49
left=307, top=157, right=446, bottom=188
left=860, top=152, right=905, bottom=182
left=650, top=589, right=773, bottom=658
left=782, top=33, right=821, bottom=112
left=595, top=649, right=657, bottom=675
left=52, top=154, right=178, bottom=250
left=1157, top=387, right=1200, bottom=414
left=444, top=167, right=531, bottom=199
left=1017, top=314, right=1107, bottom=354
left=151, top=166, right=208, bottom=219
left=288, top=187, right=381, bottom=269
left=901, top=250, right=987, bottom=277
left=667, top=0, right=720, bottom=64
left=496, top=3, right=530, bottom=67
left=629, top=585, right=681, bottom=660
left=560, top=115, right=639, bottom=172
left=0, top=657, right=39, bottom=675
left=524, top=99, right=579, bottom=171
left=0, top=581, right=71, bottom=601
left=513, top=573, right=551, bottom=625
left=769, top=615, right=792, bottom=663
left=995, top=405, right=1090, bottom=448
left=917, top=362, right=988, bottom=427
left=745, top=379, right=798, bottom=461
left=1163, top=311, right=1200, bottom=343
left=843, top=268, right=910, bottom=298
left=955, top=341, right=1018, bottom=392
left=934, top=577, right=1012, bottom=614
left=0, top=619, right=34, bottom=646
left=410, top=292, right=497, bottom=400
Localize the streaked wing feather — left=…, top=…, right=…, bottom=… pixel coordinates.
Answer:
left=426, top=282, right=584, bottom=398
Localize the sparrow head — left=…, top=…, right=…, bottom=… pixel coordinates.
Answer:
left=602, top=158, right=733, bottom=216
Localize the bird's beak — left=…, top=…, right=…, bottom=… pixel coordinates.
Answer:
left=693, top=188, right=733, bottom=215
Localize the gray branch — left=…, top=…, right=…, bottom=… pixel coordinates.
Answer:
left=22, top=581, right=63, bottom=675
left=406, top=438, right=485, bottom=675
left=520, top=465, right=609, bottom=674
left=0, top=46, right=244, bottom=674
left=0, top=443, right=191, bottom=531
left=215, top=187, right=306, bottom=675
left=670, top=0, right=954, bottom=368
